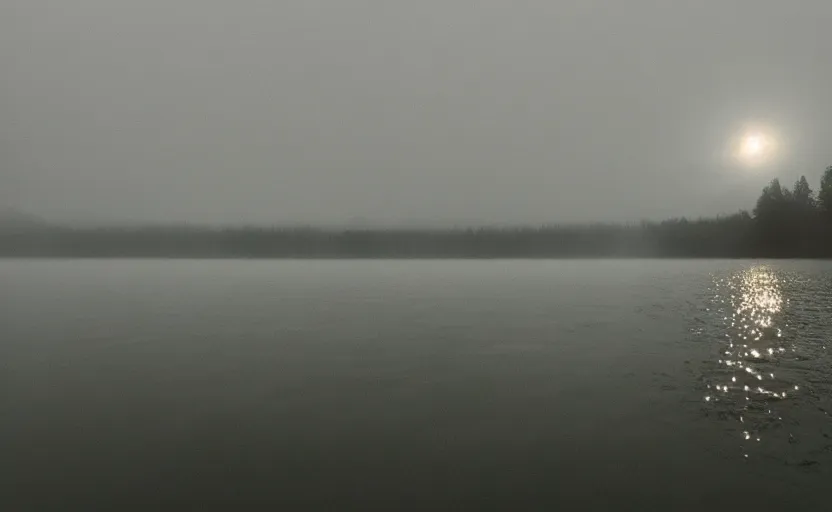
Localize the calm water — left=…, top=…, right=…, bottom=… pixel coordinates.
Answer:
left=2, top=260, right=832, bottom=509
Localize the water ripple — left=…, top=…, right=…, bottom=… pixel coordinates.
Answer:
left=697, top=265, right=832, bottom=464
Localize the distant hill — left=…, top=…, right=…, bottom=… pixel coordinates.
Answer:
left=0, top=208, right=48, bottom=232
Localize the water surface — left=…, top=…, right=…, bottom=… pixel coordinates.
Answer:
left=1, top=260, right=831, bottom=509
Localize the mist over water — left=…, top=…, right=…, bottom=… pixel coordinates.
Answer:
left=2, top=260, right=831, bottom=509
left=5, top=4, right=832, bottom=509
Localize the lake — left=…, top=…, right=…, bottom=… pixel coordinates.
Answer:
left=2, top=260, right=831, bottom=509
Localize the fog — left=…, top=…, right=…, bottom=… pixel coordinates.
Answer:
left=2, top=1, right=831, bottom=226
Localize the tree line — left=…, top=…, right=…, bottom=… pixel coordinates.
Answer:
left=752, top=166, right=832, bottom=257
left=2, top=167, right=832, bottom=258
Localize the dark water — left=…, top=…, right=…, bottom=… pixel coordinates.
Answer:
left=2, top=260, right=831, bottom=510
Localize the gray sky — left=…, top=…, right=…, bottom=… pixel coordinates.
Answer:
left=2, top=1, right=830, bottom=226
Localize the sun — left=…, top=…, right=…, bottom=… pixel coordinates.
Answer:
left=730, top=126, right=780, bottom=168
left=742, top=135, right=763, bottom=156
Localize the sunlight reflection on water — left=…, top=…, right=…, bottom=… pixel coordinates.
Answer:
left=699, top=264, right=832, bottom=463
left=704, top=266, right=792, bottom=456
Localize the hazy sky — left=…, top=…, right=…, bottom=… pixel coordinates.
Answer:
left=2, top=1, right=830, bottom=226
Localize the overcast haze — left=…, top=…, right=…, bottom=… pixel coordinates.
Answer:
left=2, top=1, right=831, bottom=226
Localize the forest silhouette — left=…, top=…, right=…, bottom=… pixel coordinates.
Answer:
left=3, top=167, right=832, bottom=258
